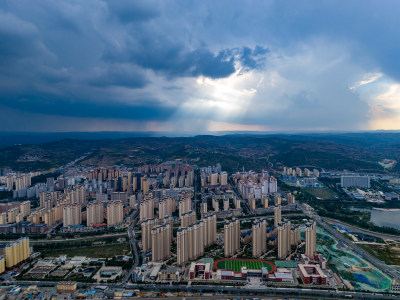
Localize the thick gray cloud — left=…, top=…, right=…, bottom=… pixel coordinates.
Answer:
left=0, top=0, right=399, bottom=131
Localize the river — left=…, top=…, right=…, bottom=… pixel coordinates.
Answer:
left=351, top=207, right=400, bottom=230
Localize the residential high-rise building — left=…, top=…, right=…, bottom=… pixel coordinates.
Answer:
left=203, top=213, right=217, bottom=247
left=7, top=208, right=19, bottom=223
left=274, top=205, right=281, bottom=227
left=223, top=198, right=230, bottom=211
left=19, top=201, right=31, bottom=218
left=211, top=173, right=219, bottom=186
left=0, top=255, right=5, bottom=274
left=142, top=176, right=150, bottom=194
left=305, top=221, right=317, bottom=258
left=277, top=220, right=290, bottom=259
left=40, top=191, right=64, bottom=209
left=164, top=215, right=173, bottom=243
left=268, top=177, right=278, bottom=193
left=129, top=195, right=136, bottom=209
left=181, top=210, right=196, bottom=228
left=140, top=198, right=154, bottom=221
left=287, top=193, right=295, bottom=204
left=67, top=185, right=86, bottom=205
left=234, top=196, right=241, bottom=209
left=201, top=200, right=208, bottom=216
left=274, top=193, right=281, bottom=205
left=159, top=197, right=174, bottom=219
left=220, top=172, right=228, bottom=185
left=44, top=209, right=55, bottom=227
left=178, top=196, right=191, bottom=217
left=224, top=218, right=240, bottom=257
left=107, top=201, right=123, bottom=226
left=212, top=198, right=219, bottom=212
left=87, top=201, right=104, bottom=226
left=291, top=224, right=301, bottom=245
left=141, top=218, right=159, bottom=252
left=248, top=198, right=256, bottom=210
left=252, top=219, right=266, bottom=257
left=260, top=195, right=267, bottom=208
left=0, top=212, right=6, bottom=225
left=63, top=204, right=82, bottom=227
left=177, top=227, right=188, bottom=265
left=5, top=173, right=31, bottom=191
left=187, top=221, right=205, bottom=260
left=1, top=238, right=30, bottom=268
left=151, top=223, right=171, bottom=261
left=15, top=213, right=22, bottom=223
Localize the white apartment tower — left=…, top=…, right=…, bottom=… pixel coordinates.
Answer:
left=224, top=218, right=240, bottom=257
left=107, top=201, right=123, bottom=226
left=63, top=204, right=82, bottom=227
left=252, top=219, right=267, bottom=257
left=86, top=201, right=104, bottom=226
left=305, top=221, right=317, bottom=258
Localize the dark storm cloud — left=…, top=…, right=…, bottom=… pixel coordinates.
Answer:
left=238, top=46, right=270, bottom=71
left=0, top=0, right=400, bottom=131
left=104, top=45, right=236, bottom=79
left=0, top=11, right=49, bottom=61
left=2, top=92, right=175, bottom=121
left=87, top=64, right=149, bottom=88
left=0, top=0, right=270, bottom=127
left=104, top=38, right=267, bottom=79
left=108, top=0, right=160, bottom=24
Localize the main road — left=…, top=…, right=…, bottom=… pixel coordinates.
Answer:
left=228, top=176, right=251, bottom=214
left=3, top=280, right=398, bottom=299
left=123, top=208, right=140, bottom=283
left=322, top=217, right=400, bottom=242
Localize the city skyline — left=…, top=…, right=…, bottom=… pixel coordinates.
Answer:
left=1, top=1, right=400, bottom=132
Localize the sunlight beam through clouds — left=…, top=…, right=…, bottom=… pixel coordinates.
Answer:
left=1, top=0, right=400, bottom=132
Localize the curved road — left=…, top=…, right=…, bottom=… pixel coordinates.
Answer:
left=322, top=217, right=400, bottom=242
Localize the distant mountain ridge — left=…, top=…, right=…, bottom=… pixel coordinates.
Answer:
left=1, top=132, right=399, bottom=173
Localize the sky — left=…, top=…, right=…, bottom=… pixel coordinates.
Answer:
left=1, top=0, right=400, bottom=133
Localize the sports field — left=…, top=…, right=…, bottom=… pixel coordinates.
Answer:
left=214, top=259, right=275, bottom=273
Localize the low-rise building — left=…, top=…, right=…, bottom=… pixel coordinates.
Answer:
left=158, top=267, right=181, bottom=281
left=57, top=281, right=77, bottom=293
left=298, top=264, right=327, bottom=285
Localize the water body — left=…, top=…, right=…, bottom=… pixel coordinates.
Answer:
left=351, top=207, right=400, bottom=230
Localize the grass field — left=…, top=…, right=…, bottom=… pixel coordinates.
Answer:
left=359, top=244, right=400, bottom=265
left=215, top=259, right=274, bottom=273
left=303, top=187, right=336, bottom=200
left=42, top=243, right=131, bottom=258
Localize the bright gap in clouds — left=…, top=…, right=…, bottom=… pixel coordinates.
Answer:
left=369, top=82, right=400, bottom=130
left=349, top=72, right=383, bottom=90
left=177, top=67, right=263, bottom=126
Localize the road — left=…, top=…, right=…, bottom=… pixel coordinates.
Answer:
left=25, top=232, right=128, bottom=244
left=322, top=217, right=400, bottom=242
left=3, top=280, right=398, bottom=299
left=300, top=205, right=400, bottom=281
left=228, top=176, right=251, bottom=214
left=123, top=208, right=140, bottom=283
